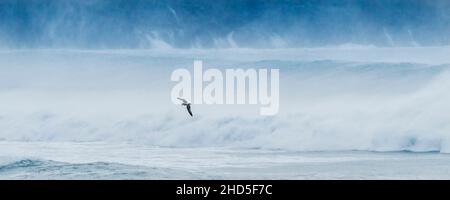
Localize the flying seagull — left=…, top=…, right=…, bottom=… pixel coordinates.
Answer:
left=177, top=97, right=193, bottom=117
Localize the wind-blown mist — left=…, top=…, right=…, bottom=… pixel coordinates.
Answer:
left=1, top=0, right=450, bottom=48
left=1, top=47, right=450, bottom=153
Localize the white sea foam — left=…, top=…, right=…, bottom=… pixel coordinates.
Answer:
left=1, top=48, right=450, bottom=152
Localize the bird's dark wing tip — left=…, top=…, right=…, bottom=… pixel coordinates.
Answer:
left=187, top=105, right=193, bottom=117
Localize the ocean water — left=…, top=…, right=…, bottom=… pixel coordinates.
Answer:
left=1, top=142, right=450, bottom=180
left=1, top=47, right=450, bottom=179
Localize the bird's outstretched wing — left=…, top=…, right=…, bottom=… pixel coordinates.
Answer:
left=186, top=104, right=193, bottom=117
left=177, top=97, right=188, bottom=104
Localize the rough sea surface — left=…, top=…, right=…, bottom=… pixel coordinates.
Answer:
left=1, top=142, right=450, bottom=180
left=1, top=47, right=450, bottom=179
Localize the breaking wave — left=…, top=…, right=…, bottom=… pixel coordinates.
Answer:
left=1, top=49, right=450, bottom=153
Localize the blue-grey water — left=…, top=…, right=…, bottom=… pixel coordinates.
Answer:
left=1, top=48, right=450, bottom=179
left=2, top=0, right=450, bottom=180
left=1, top=142, right=450, bottom=180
